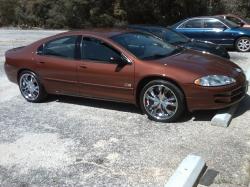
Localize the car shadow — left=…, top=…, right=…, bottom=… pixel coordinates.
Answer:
left=234, top=94, right=250, bottom=117
left=46, top=95, right=220, bottom=123
left=47, top=95, right=141, bottom=114
left=192, top=110, right=218, bottom=121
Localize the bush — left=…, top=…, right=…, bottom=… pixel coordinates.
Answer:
left=0, top=0, right=249, bottom=28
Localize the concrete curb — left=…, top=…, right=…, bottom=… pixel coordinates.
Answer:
left=165, top=155, right=206, bottom=187
left=211, top=103, right=239, bottom=127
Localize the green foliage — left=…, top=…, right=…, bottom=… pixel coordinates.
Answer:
left=0, top=0, right=249, bottom=28
left=0, top=0, right=19, bottom=26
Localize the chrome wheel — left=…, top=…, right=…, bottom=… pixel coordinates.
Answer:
left=237, top=38, right=250, bottom=52
left=19, top=73, right=39, bottom=101
left=143, top=85, right=178, bottom=120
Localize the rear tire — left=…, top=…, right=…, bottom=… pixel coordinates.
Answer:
left=139, top=80, right=185, bottom=123
left=18, top=70, right=47, bottom=102
left=235, top=37, right=250, bottom=52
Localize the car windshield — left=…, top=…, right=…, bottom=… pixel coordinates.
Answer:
left=162, top=28, right=190, bottom=44
left=111, top=32, right=181, bottom=60
left=222, top=18, right=240, bottom=28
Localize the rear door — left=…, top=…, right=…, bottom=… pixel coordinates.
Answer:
left=77, top=37, right=134, bottom=102
left=176, top=18, right=205, bottom=40
left=35, top=35, right=81, bottom=95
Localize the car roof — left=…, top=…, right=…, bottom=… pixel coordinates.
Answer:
left=185, top=16, right=224, bottom=20
left=54, top=28, right=134, bottom=38
left=176, top=16, right=226, bottom=24
left=171, top=16, right=227, bottom=28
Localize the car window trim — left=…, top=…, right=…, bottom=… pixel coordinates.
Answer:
left=176, top=18, right=204, bottom=29
left=176, top=18, right=230, bottom=30
left=203, top=18, right=229, bottom=29
left=81, top=36, right=131, bottom=64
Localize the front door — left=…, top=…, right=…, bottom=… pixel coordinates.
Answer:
left=77, top=37, right=134, bottom=103
left=203, top=18, right=234, bottom=46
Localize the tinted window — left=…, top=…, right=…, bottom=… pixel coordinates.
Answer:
left=226, top=16, right=242, bottom=25
left=149, top=29, right=164, bottom=38
left=43, top=36, right=78, bottom=59
left=204, top=19, right=225, bottom=28
left=181, top=19, right=203, bottom=28
left=220, top=18, right=239, bottom=28
left=82, top=38, right=121, bottom=62
left=111, top=32, right=181, bottom=60
left=162, top=29, right=189, bottom=44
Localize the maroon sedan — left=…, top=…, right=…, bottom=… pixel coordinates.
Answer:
left=4, top=29, right=248, bottom=122
left=218, top=14, right=250, bottom=28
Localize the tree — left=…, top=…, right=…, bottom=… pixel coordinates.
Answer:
left=0, top=0, right=18, bottom=26
left=0, top=0, right=249, bottom=28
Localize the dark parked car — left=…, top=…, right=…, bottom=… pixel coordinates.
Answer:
left=129, top=25, right=230, bottom=59
left=217, top=14, right=250, bottom=28
left=171, top=16, right=250, bottom=52
left=4, top=29, right=247, bottom=123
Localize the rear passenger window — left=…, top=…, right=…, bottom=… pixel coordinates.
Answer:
left=41, top=36, right=78, bottom=59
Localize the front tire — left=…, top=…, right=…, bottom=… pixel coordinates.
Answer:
left=19, top=71, right=47, bottom=102
left=139, top=80, right=185, bottom=123
left=235, top=37, right=250, bottom=52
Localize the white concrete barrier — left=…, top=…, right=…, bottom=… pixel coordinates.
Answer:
left=211, top=104, right=239, bottom=127
left=165, top=155, right=205, bottom=187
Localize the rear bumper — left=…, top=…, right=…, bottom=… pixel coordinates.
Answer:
left=184, top=80, right=248, bottom=112
left=4, top=62, right=18, bottom=84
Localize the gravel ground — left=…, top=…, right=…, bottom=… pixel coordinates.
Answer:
left=0, top=29, right=249, bottom=187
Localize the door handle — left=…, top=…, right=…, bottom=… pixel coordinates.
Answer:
left=38, top=61, right=45, bottom=64
left=80, top=65, right=87, bottom=69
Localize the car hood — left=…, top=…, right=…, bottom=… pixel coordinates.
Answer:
left=181, top=40, right=230, bottom=59
left=152, top=49, right=242, bottom=83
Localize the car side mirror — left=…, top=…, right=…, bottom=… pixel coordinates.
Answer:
left=240, top=22, right=245, bottom=27
left=109, top=55, right=132, bottom=65
left=222, top=26, right=228, bottom=31
left=36, top=44, right=44, bottom=55
left=36, top=50, right=43, bottom=55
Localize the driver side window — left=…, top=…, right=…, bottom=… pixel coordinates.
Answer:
left=82, top=37, right=121, bottom=63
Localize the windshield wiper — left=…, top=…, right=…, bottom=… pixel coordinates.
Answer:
left=172, top=41, right=188, bottom=45
left=142, top=54, right=167, bottom=60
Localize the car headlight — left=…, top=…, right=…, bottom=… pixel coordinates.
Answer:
left=194, top=75, right=236, bottom=87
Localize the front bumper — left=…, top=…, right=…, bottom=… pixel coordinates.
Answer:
left=184, top=79, right=248, bottom=112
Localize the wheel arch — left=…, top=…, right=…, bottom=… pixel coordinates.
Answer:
left=135, top=75, right=186, bottom=106
left=17, top=68, right=38, bottom=81
left=234, top=35, right=250, bottom=51
left=234, top=35, right=250, bottom=45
